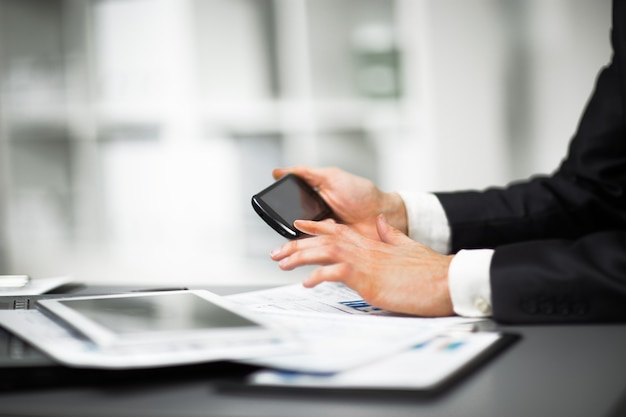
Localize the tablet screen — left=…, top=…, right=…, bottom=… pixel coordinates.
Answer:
left=53, top=292, right=259, bottom=336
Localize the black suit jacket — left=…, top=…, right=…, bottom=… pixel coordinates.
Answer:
left=435, top=0, right=626, bottom=323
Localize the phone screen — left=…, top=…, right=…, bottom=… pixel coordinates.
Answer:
left=261, top=177, right=326, bottom=225
left=252, top=174, right=332, bottom=239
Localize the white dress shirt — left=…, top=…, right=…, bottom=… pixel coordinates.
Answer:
left=397, top=191, right=493, bottom=317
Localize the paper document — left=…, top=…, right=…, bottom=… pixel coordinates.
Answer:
left=227, top=282, right=391, bottom=315
left=228, top=282, right=473, bottom=323
left=235, top=311, right=441, bottom=373
left=227, top=283, right=479, bottom=373
left=249, top=332, right=507, bottom=391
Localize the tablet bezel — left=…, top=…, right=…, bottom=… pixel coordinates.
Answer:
left=36, top=290, right=276, bottom=347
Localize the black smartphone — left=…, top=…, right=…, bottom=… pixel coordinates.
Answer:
left=251, top=174, right=333, bottom=239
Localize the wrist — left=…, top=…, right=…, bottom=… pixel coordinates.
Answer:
left=380, top=192, right=408, bottom=235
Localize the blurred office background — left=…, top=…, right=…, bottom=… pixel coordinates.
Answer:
left=0, top=0, right=612, bottom=285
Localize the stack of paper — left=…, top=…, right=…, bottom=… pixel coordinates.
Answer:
left=225, top=282, right=508, bottom=390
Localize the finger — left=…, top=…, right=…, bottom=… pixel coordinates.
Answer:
left=302, top=263, right=351, bottom=288
left=277, top=244, right=339, bottom=271
left=270, top=237, right=315, bottom=261
left=271, top=231, right=343, bottom=262
left=376, top=214, right=413, bottom=246
left=272, top=166, right=323, bottom=188
left=272, top=167, right=293, bottom=180
left=293, top=219, right=341, bottom=236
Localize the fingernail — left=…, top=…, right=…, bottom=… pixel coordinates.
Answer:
left=293, top=220, right=311, bottom=233
left=270, top=247, right=281, bottom=258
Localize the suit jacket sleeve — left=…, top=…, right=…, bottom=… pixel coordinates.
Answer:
left=435, top=0, right=626, bottom=323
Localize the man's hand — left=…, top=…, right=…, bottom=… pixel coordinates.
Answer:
left=270, top=214, right=455, bottom=317
left=272, top=166, right=407, bottom=240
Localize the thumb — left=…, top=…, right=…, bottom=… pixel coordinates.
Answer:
left=272, top=167, right=291, bottom=180
left=376, top=214, right=413, bottom=246
left=272, top=166, right=321, bottom=187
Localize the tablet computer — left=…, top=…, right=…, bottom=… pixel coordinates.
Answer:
left=36, top=290, right=276, bottom=348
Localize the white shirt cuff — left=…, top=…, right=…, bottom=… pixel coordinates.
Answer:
left=448, top=249, right=494, bottom=317
left=397, top=191, right=451, bottom=254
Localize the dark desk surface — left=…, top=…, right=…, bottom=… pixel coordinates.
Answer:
left=0, top=285, right=624, bottom=417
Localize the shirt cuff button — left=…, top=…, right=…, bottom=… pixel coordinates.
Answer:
left=474, top=297, right=492, bottom=315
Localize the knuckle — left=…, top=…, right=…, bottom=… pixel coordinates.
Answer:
left=321, top=242, right=343, bottom=260
left=309, top=268, right=326, bottom=283
left=335, top=223, right=351, bottom=236
left=285, top=239, right=299, bottom=254
left=335, top=262, right=353, bottom=277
